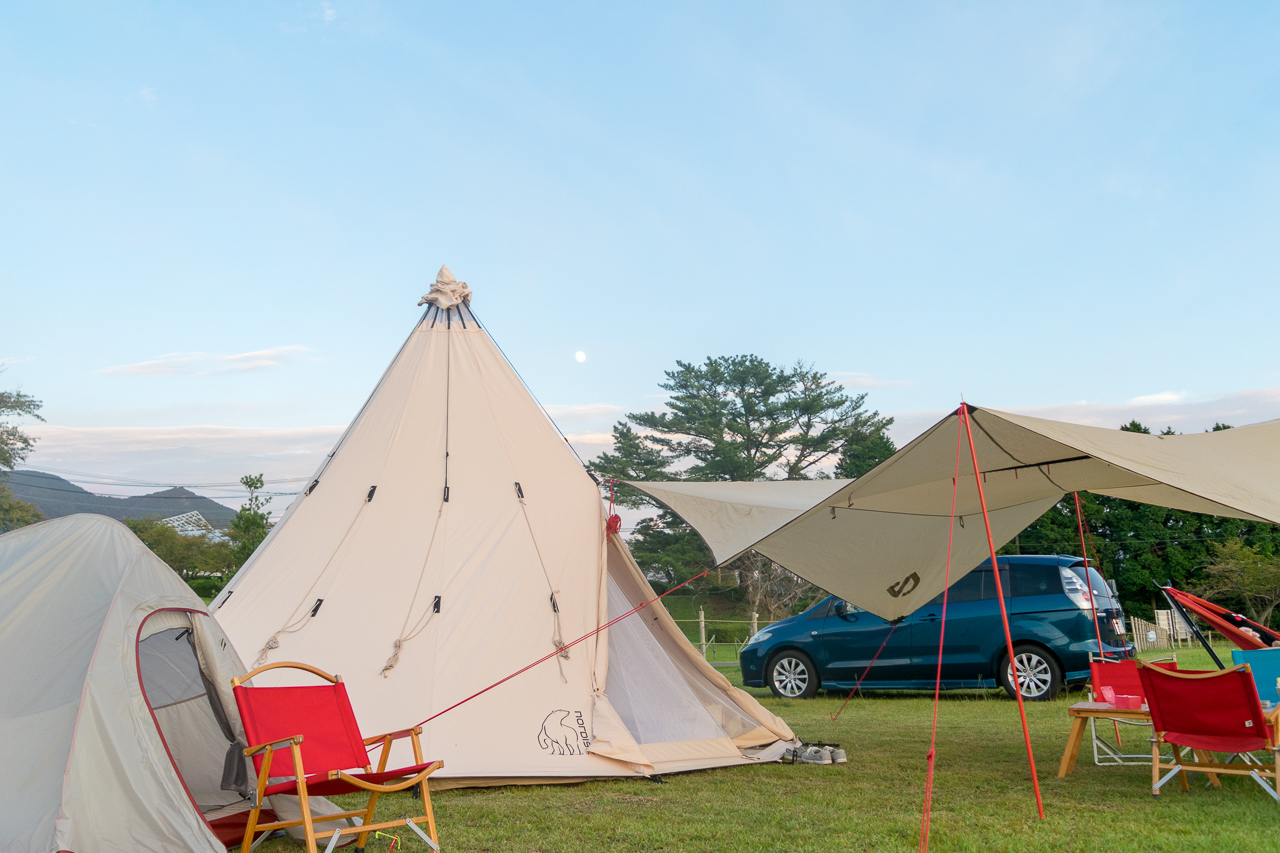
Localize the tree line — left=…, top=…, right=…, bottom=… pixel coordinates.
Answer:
left=1003, top=420, right=1280, bottom=622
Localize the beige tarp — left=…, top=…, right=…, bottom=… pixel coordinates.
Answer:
left=213, top=276, right=792, bottom=784
left=629, top=405, right=1280, bottom=622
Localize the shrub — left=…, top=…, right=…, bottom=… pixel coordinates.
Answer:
left=187, top=577, right=225, bottom=599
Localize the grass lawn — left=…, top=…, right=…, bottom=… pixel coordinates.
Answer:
left=255, top=646, right=1276, bottom=852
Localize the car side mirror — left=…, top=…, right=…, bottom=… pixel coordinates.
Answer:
left=834, top=601, right=859, bottom=622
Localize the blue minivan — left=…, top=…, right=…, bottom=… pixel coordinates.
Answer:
left=739, top=555, right=1132, bottom=701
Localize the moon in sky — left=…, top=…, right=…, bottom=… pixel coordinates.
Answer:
left=575, top=351, right=586, bottom=363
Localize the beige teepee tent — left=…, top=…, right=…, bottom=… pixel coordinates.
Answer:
left=212, top=268, right=792, bottom=786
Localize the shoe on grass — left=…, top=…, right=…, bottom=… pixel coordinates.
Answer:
left=822, top=746, right=847, bottom=764
left=799, top=746, right=832, bottom=765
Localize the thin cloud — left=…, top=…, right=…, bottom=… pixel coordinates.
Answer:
left=543, top=403, right=625, bottom=422
left=832, top=372, right=912, bottom=389
left=0, top=356, right=34, bottom=367
left=322, top=2, right=337, bottom=22
left=98, top=345, right=311, bottom=377
left=564, top=432, right=615, bottom=461
left=1128, top=391, right=1187, bottom=406
left=886, top=387, right=1280, bottom=446
left=138, top=87, right=157, bottom=102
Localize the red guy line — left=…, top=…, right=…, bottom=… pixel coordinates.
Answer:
left=417, top=566, right=711, bottom=727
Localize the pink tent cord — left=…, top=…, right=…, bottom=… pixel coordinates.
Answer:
left=416, top=565, right=710, bottom=728
left=829, top=621, right=899, bottom=723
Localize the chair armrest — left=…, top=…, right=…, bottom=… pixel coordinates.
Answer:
left=244, top=735, right=304, bottom=756
left=364, top=726, right=423, bottom=747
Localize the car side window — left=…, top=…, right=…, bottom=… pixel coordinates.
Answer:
left=830, top=599, right=863, bottom=620
left=948, top=571, right=986, bottom=603
left=922, top=571, right=986, bottom=606
left=808, top=598, right=836, bottom=619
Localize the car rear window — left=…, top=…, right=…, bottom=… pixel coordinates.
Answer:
left=1008, top=563, right=1061, bottom=597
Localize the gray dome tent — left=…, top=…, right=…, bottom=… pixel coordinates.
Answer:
left=0, top=514, right=345, bottom=852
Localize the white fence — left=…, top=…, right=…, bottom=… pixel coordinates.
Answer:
left=671, top=610, right=781, bottom=665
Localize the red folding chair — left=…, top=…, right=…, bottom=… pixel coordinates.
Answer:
left=232, top=662, right=443, bottom=852
left=1137, top=661, right=1280, bottom=801
left=1086, top=656, right=1177, bottom=766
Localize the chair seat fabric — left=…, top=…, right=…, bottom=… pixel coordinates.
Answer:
left=208, top=808, right=279, bottom=845
left=264, top=762, right=438, bottom=797
left=1165, top=726, right=1273, bottom=755
left=1090, top=659, right=1178, bottom=705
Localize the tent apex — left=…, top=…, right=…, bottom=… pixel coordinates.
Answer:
left=418, top=264, right=473, bottom=309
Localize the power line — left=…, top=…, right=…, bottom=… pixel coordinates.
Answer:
left=2, top=482, right=296, bottom=500
left=16, top=465, right=308, bottom=489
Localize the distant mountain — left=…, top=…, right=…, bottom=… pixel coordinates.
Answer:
left=3, top=470, right=237, bottom=529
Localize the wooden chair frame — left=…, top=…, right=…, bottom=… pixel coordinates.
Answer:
left=232, top=661, right=443, bottom=852
left=1142, top=663, right=1280, bottom=803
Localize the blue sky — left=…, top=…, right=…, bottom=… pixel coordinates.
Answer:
left=3, top=2, right=1279, bottom=508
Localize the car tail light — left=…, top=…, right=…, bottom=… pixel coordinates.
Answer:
left=1060, top=567, right=1094, bottom=611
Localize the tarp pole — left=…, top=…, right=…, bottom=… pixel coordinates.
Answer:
left=1155, top=582, right=1225, bottom=669
left=918, top=414, right=965, bottom=852
left=1071, top=493, right=1108, bottom=659
left=959, top=404, right=1046, bottom=819
left=1072, top=493, right=1124, bottom=744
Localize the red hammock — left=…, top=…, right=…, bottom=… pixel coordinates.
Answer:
left=1162, top=586, right=1280, bottom=651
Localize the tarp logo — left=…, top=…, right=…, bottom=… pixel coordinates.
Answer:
left=887, top=572, right=920, bottom=599
left=537, top=709, right=590, bottom=755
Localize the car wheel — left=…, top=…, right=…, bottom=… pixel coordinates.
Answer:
left=767, top=650, right=819, bottom=699
left=999, top=645, right=1061, bottom=701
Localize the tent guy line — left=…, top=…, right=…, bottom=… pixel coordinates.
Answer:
left=415, top=565, right=711, bottom=728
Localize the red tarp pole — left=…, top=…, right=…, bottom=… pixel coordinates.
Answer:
left=959, top=404, right=1046, bottom=819
left=918, top=414, right=965, bottom=852
left=1072, top=492, right=1107, bottom=657
left=1071, top=492, right=1122, bottom=743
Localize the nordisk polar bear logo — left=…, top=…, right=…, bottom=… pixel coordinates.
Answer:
left=538, top=710, right=589, bottom=755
